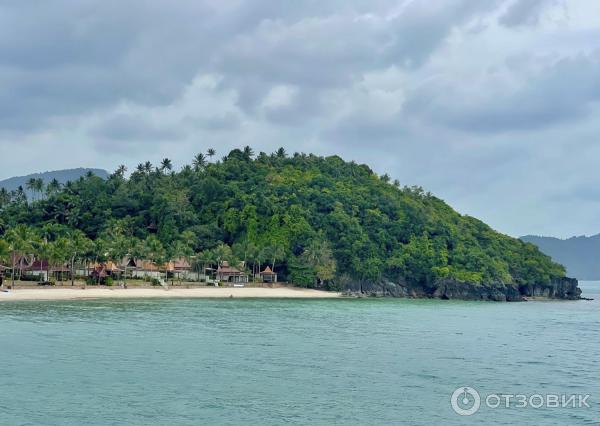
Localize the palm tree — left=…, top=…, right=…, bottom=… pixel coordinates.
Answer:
left=212, top=243, right=232, bottom=267
left=206, top=148, right=216, bottom=161
left=193, top=153, right=206, bottom=171
left=5, top=224, right=38, bottom=288
left=266, top=244, right=285, bottom=270
left=46, top=178, right=61, bottom=197
left=114, top=164, right=127, bottom=178
left=243, top=146, right=254, bottom=160
left=34, top=178, right=45, bottom=200
left=168, top=240, right=193, bottom=285
left=276, top=147, right=287, bottom=158
left=193, top=250, right=214, bottom=281
left=143, top=161, right=153, bottom=174
left=233, top=240, right=257, bottom=275
left=26, top=178, right=36, bottom=201
left=107, top=235, right=130, bottom=286
left=302, top=239, right=337, bottom=286
left=145, top=236, right=166, bottom=281
left=245, top=243, right=261, bottom=278
left=256, top=245, right=270, bottom=278
left=160, top=158, right=172, bottom=173
left=13, top=186, right=26, bottom=205
left=66, top=230, right=91, bottom=286
left=36, top=235, right=54, bottom=284
left=47, top=238, right=68, bottom=285
left=0, top=239, right=9, bottom=287
left=0, top=188, right=10, bottom=207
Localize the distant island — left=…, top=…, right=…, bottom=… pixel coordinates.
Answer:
left=0, top=149, right=580, bottom=301
left=520, top=234, right=600, bottom=280
left=0, top=168, right=109, bottom=199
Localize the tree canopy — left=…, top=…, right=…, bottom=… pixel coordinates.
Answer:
left=0, top=149, right=566, bottom=290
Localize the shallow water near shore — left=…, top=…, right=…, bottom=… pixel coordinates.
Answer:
left=1, top=281, right=598, bottom=425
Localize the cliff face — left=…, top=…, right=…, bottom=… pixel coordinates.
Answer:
left=517, top=277, right=581, bottom=300
left=343, top=276, right=581, bottom=301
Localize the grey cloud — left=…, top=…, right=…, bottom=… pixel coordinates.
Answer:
left=0, top=0, right=505, bottom=131
left=1, top=0, right=599, bottom=237
left=404, top=52, right=600, bottom=133
left=217, top=0, right=502, bottom=114
left=0, top=1, right=220, bottom=131
left=183, top=113, right=242, bottom=131
left=91, top=114, right=182, bottom=142
left=384, top=0, right=503, bottom=66
left=498, top=0, right=556, bottom=27
left=322, top=113, right=410, bottom=146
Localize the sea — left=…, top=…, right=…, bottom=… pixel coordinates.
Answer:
left=1, top=282, right=599, bottom=425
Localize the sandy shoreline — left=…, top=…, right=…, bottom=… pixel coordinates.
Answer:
left=0, top=286, right=341, bottom=302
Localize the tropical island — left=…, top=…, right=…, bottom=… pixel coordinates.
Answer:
left=0, top=147, right=581, bottom=301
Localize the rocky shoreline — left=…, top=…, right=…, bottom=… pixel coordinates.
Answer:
left=343, top=277, right=582, bottom=301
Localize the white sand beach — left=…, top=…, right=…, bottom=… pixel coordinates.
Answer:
left=0, top=286, right=341, bottom=302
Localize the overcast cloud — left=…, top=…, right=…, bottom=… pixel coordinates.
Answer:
left=1, top=0, right=598, bottom=238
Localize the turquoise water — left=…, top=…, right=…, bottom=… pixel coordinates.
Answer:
left=1, top=282, right=599, bottom=425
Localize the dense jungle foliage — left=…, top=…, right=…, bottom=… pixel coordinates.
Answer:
left=0, top=147, right=566, bottom=289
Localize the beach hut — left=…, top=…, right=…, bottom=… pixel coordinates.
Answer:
left=259, top=266, right=278, bottom=283
left=24, top=259, right=71, bottom=281
left=216, top=261, right=248, bottom=283
left=23, top=259, right=49, bottom=280
left=90, top=261, right=123, bottom=283
left=125, top=259, right=161, bottom=279
left=170, top=258, right=193, bottom=280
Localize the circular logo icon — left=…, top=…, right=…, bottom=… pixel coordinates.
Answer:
left=451, top=386, right=481, bottom=416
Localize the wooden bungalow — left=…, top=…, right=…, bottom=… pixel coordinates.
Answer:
left=259, top=266, right=278, bottom=283
left=170, top=258, right=193, bottom=280
left=90, top=261, right=123, bottom=283
left=121, top=258, right=162, bottom=278
left=216, top=261, right=248, bottom=283
left=24, top=259, right=71, bottom=281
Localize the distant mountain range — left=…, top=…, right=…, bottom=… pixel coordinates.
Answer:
left=520, top=234, right=600, bottom=280
left=0, top=168, right=109, bottom=194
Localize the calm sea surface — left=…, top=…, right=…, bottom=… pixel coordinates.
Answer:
left=1, top=282, right=599, bottom=425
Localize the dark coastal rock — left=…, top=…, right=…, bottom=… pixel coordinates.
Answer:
left=518, top=277, right=581, bottom=300
left=342, top=276, right=581, bottom=302
left=342, top=278, right=426, bottom=298
left=432, top=279, right=523, bottom=302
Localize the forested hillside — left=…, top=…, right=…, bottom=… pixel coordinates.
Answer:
left=0, top=148, right=578, bottom=299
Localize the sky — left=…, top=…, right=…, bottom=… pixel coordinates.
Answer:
left=0, top=0, right=598, bottom=238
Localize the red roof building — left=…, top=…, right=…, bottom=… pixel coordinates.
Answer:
left=259, top=266, right=278, bottom=283
left=216, top=261, right=248, bottom=283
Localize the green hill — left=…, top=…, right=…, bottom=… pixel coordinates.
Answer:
left=0, top=149, right=580, bottom=300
